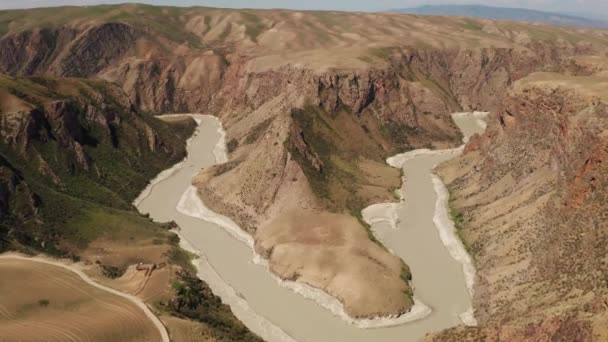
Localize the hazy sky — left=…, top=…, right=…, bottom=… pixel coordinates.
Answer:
left=0, top=0, right=606, bottom=18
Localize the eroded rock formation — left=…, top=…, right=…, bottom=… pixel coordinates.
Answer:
left=0, top=74, right=193, bottom=253
left=433, top=74, right=608, bottom=340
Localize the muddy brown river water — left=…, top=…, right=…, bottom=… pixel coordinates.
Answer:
left=136, top=112, right=487, bottom=342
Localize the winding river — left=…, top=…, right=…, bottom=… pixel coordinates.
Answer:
left=135, top=112, right=488, bottom=342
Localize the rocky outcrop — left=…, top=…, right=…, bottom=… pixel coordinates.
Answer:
left=0, top=28, right=76, bottom=75
left=57, top=23, right=138, bottom=78
left=0, top=79, right=168, bottom=182
left=393, top=45, right=591, bottom=111
left=433, top=76, right=608, bottom=339
left=289, top=120, right=324, bottom=173
left=430, top=314, right=595, bottom=342
left=0, top=13, right=597, bottom=128
left=0, top=23, right=137, bottom=77
left=0, top=23, right=226, bottom=114
left=0, top=74, right=194, bottom=253
left=0, top=157, right=39, bottom=222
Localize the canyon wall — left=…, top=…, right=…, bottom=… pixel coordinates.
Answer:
left=433, top=74, right=608, bottom=340
left=0, top=75, right=193, bottom=254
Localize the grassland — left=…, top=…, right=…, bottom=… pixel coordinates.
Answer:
left=514, top=72, right=608, bottom=101
left=0, top=5, right=201, bottom=46
left=447, top=191, right=478, bottom=263
left=287, top=105, right=405, bottom=247
left=288, top=105, right=400, bottom=217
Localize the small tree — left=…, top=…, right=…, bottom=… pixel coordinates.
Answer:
left=226, top=139, right=239, bottom=153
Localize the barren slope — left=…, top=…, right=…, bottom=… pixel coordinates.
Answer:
left=432, top=70, right=608, bottom=340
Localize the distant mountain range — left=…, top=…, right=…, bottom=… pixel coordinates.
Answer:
left=391, top=5, right=608, bottom=29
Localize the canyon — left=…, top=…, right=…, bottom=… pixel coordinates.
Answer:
left=432, top=72, right=608, bottom=341
left=1, top=3, right=608, bottom=341
left=0, top=75, right=261, bottom=341
left=135, top=112, right=486, bottom=342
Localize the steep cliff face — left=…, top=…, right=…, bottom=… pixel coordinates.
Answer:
left=0, top=21, right=227, bottom=114
left=397, top=44, right=591, bottom=111
left=0, top=155, right=39, bottom=230
left=0, top=74, right=194, bottom=254
left=0, top=6, right=602, bottom=119
left=0, top=23, right=137, bottom=77
left=433, top=74, right=608, bottom=340
left=0, top=72, right=262, bottom=341
left=0, top=23, right=588, bottom=161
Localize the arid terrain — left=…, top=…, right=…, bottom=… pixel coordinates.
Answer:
left=1, top=3, right=608, bottom=341
left=432, top=68, right=608, bottom=340
left=0, top=257, right=162, bottom=341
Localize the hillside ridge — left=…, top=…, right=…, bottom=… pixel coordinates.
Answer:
left=392, top=4, right=608, bottom=29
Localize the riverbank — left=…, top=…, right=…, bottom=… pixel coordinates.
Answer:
left=136, top=112, right=488, bottom=342
left=135, top=115, right=295, bottom=342
left=177, top=184, right=433, bottom=329
left=174, top=117, right=426, bottom=328
left=361, top=112, right=488, bottom=329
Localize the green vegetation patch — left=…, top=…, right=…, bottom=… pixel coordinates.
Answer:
left=167, top=246, right=196, bottom=273
left=0, top=5, right=204, bottom=49
left=461, top=19, right=483, bottom=31
left=287, top=105, right=393, bottom=247
left=287, top=106, right=358, bottom=211
left=240, top=11, right=265, bottom=42
left=448, top=190, right=478, bottom=263
left=369, top=47, right=393, bottom=60
left=165, top=271, right=263, bottom=342
left=0, top=19, right=10, bottom=38
left=399, top=264, right=414, bottom=303
left=226, top=138, right=239, bottom=153
left=380, top=119, right=418, bottom=153
left=244, top=118, right=273, bottom=145
left=313, top=11, right=341, bottom=28
left=100, top=264, right=127, bottom=279
left=37, top=299, right=50, bottom=307
left=0, top=76, right=194, bottom=256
